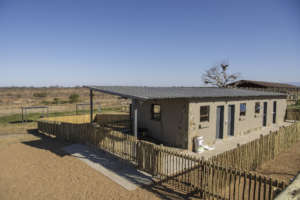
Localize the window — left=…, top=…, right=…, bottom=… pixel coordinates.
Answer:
left=151, top=104, right=161, bottom=121
left=255, top=102, right=260, bottom=114
left=240, top=103, right=246, bottom=116
left=200, top=106, right=210, bottom=122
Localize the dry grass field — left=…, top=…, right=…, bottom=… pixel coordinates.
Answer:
left=0, top=87, right=129, bottom=117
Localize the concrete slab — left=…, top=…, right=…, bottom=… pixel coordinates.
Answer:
left=63, top=144, right=152, bottom=191
left=275, top=173, right=300, bottom=200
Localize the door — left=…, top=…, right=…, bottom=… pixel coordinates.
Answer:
left=228, top=105, right=235, bottom=136
left=263, top=102, right=268, bottom=126
left=216, top=106, right=224, bottom=139
left=273, top=101, right=277, bottom=124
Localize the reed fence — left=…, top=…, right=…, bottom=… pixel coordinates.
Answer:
left=38, top=120, right=137, bottom=162
left=286, top=109, right=300, bottom=121
left=134, top=142, right=287, bottom=200
left=37, top=120, right=299, bottom=199
left=210, top=122, right=300, bottom=170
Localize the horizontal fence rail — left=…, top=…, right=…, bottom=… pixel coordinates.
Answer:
left=38, top=120, right=300, bottom=200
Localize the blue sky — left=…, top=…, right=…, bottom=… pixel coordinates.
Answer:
left=0, top=0, right=299, bottom=87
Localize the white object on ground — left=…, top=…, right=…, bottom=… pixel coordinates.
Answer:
left=194, top=136, right=205, bottom=153
left=202, top=145, right=215, bottom=151
left=194, top=136, right=215, bottom=153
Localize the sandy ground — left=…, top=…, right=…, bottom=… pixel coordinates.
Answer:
left=0, top=123, right=37, bottom=136
left=0, top=132, right=191, bottom=200
left=255, top=139, right=300, bottom=183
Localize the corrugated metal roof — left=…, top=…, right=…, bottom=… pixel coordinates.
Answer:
left=86, top=86, right=286, bottom=100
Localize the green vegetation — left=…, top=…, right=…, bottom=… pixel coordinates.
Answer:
left=41, top=98, right=69, bottom=105
left=53, top=98, right=60, bottom=104
left=69, top=93, right=80, bottom=103
left=288, top=100, right=300, bottom=110
left=289, top=105, right=300, bottom=110
left=33, top=92, right=47, bottom=98
left=0, top=106, right=126, bottom=125
left=41, top=100, right=51, bottom=105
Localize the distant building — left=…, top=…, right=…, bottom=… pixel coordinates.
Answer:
left=227, top=80, right=298, bottom=90
left=227, top=80, right=299, bottom=103
left=87, top=86, right=287, bottom=151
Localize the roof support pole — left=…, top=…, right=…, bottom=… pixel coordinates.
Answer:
left=90, top=89, right=94, bottom=123
left=132, top=99, right=138, bottom=138
left=21, top=107, right=24, bottom=122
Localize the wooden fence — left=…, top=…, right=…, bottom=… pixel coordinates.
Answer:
left=37, top=120, right=298, bottom=199
left=135, top=142, right=287, bottom=200
left=286, top=109, right=300, bottom=121
left=210, top=122, right=300, bottom=170
left=38, top=120, right=137, bottom=162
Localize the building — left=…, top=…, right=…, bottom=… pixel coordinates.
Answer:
left=228, top=80, right=299, bottom=103
left=227, top=80, right=298, bottom=89
left=87, top=86, right=287, bottom=151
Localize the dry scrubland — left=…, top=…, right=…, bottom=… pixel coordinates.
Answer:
left=0, top=87, right=129, bottom=117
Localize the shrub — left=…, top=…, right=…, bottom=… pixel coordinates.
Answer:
left=41, top=100, right=51, bottom=105
left=53, top=98, right=60, bottom=104
left=69, top=93, right=80, bottom=103
left=33, top=92, right=47, bottom=98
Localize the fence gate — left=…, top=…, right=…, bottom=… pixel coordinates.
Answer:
left=136, top=141, right=158, bottom=176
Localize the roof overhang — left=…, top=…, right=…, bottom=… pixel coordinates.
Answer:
left=85, top=86, right=287, bottom=101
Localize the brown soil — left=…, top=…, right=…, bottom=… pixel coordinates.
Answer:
left=0, top=123, right=37, bottom=136
left=255, top=140, right=300, bottom=183
left=0, top=132, right=189, bottom=200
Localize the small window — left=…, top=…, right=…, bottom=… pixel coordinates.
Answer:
left=151, top=104, right=161, bottom=121
left=200, top=106, right=210, bottom=122
left=255, top=102, right=260, bottom=114
left=240, top=103, right=246, bottom=116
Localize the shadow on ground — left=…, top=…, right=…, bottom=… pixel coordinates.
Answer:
left=23, top=129, right=70, bottom=157
left=9, top=120, right=34, bottom=124
left=23, top=129, right=201, bottom=200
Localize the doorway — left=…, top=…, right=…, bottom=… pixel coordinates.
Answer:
left=216, top=106, right=224, bottom=139
left=228, top=105, right=235, bottom=136
left=263, top=102, right=268, bottom=126
left=273, top=101, right=277, bottom=124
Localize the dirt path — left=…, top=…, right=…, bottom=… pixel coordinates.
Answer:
left=0, top=133, right=184, bottom=200
left=255, top=140, right=300, bottom=183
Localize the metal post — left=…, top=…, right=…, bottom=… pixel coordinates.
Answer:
left=132, top=99, right=138, bottom=138
left=90, top=89, right=94, bottom=123
left=296, top=88, right=299, bottom=104
left=21, top=107, right=24, bottom=122
left=134, top=106, right=138, bottom=138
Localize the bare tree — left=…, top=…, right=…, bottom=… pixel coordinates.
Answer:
left=202, top=63, right=240, bottom=88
